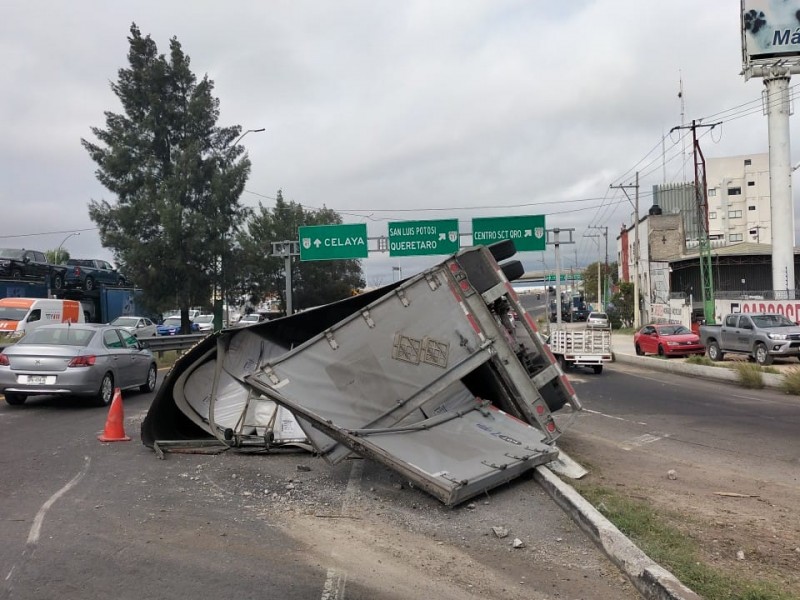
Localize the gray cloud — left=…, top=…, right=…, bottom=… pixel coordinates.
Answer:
left=0, top=0, right=792, bottom=282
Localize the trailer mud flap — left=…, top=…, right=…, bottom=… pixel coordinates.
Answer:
left=245, top=374, right=558, bottom=506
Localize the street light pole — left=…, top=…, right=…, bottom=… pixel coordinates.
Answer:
left=56, top=232, right=80, bottom=263
left=218, top=127, right=265, bottom=328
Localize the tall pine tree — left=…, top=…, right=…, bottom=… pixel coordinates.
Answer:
left=82, top=24, right=251, bottom=330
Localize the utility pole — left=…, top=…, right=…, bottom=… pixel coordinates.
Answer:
left=611, top=175, right=641, bottom=328
left=546, top=228, right=575, bottom=328
left=670, top=120, right=720, bottom=324
left=588, top=225, right=608, bottom=307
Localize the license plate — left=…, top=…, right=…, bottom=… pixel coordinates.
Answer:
left=28, top=375, right=48, bottom=385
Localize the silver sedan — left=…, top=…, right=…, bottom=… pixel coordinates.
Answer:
left=0, top=323, right=157, bottom=406
left=110, top=315, right=157, bottom=338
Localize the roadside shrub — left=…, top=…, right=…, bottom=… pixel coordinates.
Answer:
left=781, top=368, right=800, bottom=395
left=735, top=363, right=764, bottom=389
left=686, top=355, right=714, bottom=367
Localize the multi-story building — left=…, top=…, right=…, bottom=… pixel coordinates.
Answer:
left=654, top=153, right=772, bottom=246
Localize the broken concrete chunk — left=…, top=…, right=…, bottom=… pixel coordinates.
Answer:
left=492, top=526, right=509, bottom=538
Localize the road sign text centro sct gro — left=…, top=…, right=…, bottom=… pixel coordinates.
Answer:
left=471, top=215, right=546, bottom=252
left=299, top=223, right=368, bottom=261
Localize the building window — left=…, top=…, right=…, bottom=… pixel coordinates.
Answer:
left=708, top=189, right=717, bottom=197
left=748, top=205, right=756, bottom=211
left=728, top=187, right=742, bottom=196
left=729, top=233, right=743, bottom=242
left=747, top=181, right=755, bottom=186
left=744, top=159, right=752, bottom=166
left=709, top=211, right=716, bottom=219
left=709, top=234, right=724, bottom=240
left=728, top=210, right=742, bottom=218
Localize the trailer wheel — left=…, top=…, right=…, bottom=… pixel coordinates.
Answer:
left=754, top=343, right=773, bottom=366
left=592, top=365, right=603, bottom=374
left=707, top=341, right=724, bottom=361
left=488, top=239, right=516, bottom=262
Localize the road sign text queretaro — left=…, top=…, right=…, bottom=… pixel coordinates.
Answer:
left=299, top=223, right=369, bottom=261
left=388, top=219, right=459, bottom=257
left=471, top=215, right=546, bottom=252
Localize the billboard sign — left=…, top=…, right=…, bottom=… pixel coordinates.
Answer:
left=742, top=0, right=800, bottom=66
left=387, top=219, right=459, bottom=257
left=471, top=215, right=546, bottom=252
left=298, top=223, right=369, bottom=261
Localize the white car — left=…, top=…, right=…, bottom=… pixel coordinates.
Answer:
left=192, top=314, right=215, bottom=333
left=586, top=311, right=610, bottom=330
left=109, top=316, right=157, bottom=338
left=233, top=314, right=262, bottom=328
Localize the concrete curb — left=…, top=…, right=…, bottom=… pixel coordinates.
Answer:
left=535, top=465, right=702, bottom=600
left=612, top=352, right=786, bottom=389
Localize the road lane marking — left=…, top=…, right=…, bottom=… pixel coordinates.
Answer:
left=318, top=459, right=362, bottom=599
left=583, top=408, right=647, bottom=426
left=321, top=567, right=347, bottom=600
left=621, top=433, right=667, bottom=451
left=27, top=456, right=90, bottom=545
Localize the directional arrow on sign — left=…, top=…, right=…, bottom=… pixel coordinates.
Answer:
left=314, top=239, right=321, bottom=247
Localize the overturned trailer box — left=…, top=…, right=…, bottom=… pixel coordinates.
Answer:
left=141, top=242, right=581, bottom=505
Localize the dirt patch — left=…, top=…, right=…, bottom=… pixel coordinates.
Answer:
left=557, top=432, right=800, bottom=596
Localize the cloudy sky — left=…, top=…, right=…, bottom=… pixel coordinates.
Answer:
left=1, top=1, right=795, bottom=285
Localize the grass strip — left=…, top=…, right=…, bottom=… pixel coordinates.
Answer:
left=572, top=482, right=795, bottom=600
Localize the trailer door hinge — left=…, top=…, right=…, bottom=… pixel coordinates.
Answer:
left=325, top=331, right=339, bottom=350
left=425, top=272, right=441, bottom=290
left=395, top=289, right=410, bottom=307
left=361, top=310, right=375, bottom=328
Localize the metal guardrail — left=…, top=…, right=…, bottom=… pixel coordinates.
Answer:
left=142, top=333, right=208, bottom=354
left=1, top=333, right=208, bottom=355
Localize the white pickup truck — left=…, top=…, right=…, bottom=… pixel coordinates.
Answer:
left=546, top=327, right=612, bottom=374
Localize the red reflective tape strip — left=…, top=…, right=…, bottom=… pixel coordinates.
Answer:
left=524, top=312, right=539, bottom=332
left=466, top=312, right=485, bottom=340
left=447, top=281, right=462, bottom=303
left=543, top=344, right=557, bottom=364
left=504, top=282, right=519, bottom=301
left=560, top=374, right=576, bottom=397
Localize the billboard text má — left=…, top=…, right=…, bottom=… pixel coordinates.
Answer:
left=742, top=0, right=800, bottom=63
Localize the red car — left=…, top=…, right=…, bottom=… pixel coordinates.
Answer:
left=634, top=324, right=705, bottom=357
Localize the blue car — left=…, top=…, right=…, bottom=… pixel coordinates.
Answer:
left=156, top=316, right=199, bottom=336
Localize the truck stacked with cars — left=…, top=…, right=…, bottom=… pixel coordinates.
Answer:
left=0, top=251, right=145, bottom=332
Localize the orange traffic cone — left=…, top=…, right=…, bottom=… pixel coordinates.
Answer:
left=98, top=387, right=131, bottom=442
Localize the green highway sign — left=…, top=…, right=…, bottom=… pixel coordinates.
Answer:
left=388, top=219, right=460, bottom=257
left=471, top=215, right=546, bottom=252
left=299, top=223, right=369, bottom=261
left=545, top=273, right=583, bottom=281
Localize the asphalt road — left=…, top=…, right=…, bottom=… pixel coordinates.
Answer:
left=559, top=360, right=800, bottom=469
left=0, top=372, right=639, bottom=600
